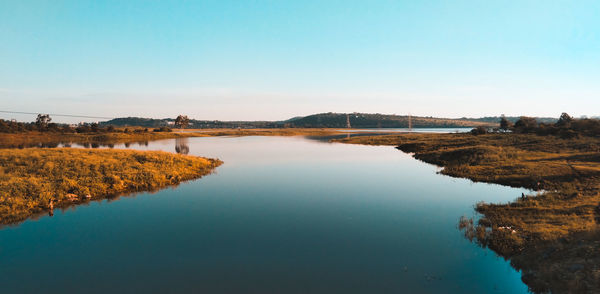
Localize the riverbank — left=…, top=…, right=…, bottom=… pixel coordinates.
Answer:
left=0, top=148, right=222, bottom=225
left=0, top=128, right=349, bottom=148
left=0, top=131, right=213, bottom=148
left=335, top=133, right=600, bottom=293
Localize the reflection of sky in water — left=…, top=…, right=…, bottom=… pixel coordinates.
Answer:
left=0, top=136, right=529, bottom=293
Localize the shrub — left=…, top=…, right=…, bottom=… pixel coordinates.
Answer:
left=471, top=126, right=488, bottom=135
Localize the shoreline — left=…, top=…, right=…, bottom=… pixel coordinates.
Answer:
left=0, top=128, right=351, bottom=148
left=0, top=148, right=222, bottom=225
left=2, top=130, right=597, bottom=292
left=333, top=132, right=600, bottom=293
left=0, top=127, right=477, bottom=148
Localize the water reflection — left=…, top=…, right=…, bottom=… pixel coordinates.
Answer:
left=0, top=139, right=153, bottom=150
left=175, top=138, right=189, bottom=154
left=0, top=136, right=530, bottom=293
left=458, top=215, right=600, bottom=293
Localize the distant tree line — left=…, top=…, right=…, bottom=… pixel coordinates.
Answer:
left=0, top=114, right=175, bottom=134
left=472, top=113, right=600, bottom=138
left=100, top=112, right=491, bottom=129
left=100, top=116, right=282, bottom=129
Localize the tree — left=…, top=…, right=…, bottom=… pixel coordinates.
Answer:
left=175, top=115, right=190, bottom=129
left=470, top=126, right=488, bottom=135
left=513, top=116, right=538, bottom=133
left=556, top=112, right=573, bottom=128
left=499, top=115, right=513, bottom=131
left=35, top=114, right=52, bottom=130
left=90, top=122, right=99, bottom=132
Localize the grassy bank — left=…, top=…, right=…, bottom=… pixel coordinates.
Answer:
left=0, top=148, right=221, bottom=225
left=0, top=128, right=351, bottom=148
left=336, top=133, right=600, bottom=293
left=0, top=131, right=212, bottom=148
left=336, top=133, right=600, bottom=243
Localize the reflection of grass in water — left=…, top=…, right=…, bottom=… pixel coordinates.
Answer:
left=458, top=215, right=488, bottom=244
left=459, top=215, right=600, bottom=294
left=0, top=131, right=212, bottom=148
left=0, top=148, right=221, bottom=225
left=338, top=133, right=600, bottom=293
left=339, top=133, right=600, bottom=243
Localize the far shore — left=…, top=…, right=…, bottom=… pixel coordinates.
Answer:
left=0, top=128, right=335, bottom=148
left=0, top=127, right=433, bottom=148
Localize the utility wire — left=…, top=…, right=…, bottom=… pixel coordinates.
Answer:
left=0, top=110, right=114, bottom=120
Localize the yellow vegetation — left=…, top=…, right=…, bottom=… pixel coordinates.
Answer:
left=0, top=148, right=221, bottom=225
left=336, top=132, right=600, bottom=293
left=336, top=133, right=600, bottom=243
left=0, top=131, right=212, bottom=148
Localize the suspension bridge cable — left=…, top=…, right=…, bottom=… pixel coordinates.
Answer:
left=0, top=110, right=114, bottom=120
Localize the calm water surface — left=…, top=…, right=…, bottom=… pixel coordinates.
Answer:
left=337, top=127, right=473, bottom=133
left=0, top=136, right=529, bottom=293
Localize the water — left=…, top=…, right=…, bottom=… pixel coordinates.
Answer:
left=336, top=127, right=474, bottom=133
left=0, top=136, right=529, bottom=293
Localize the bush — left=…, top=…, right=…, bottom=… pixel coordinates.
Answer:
left=153, top=127, right=172, bottom=132
left=471, top=126, right=488, bottom=135
left=513, top=116, right=538, bottom=133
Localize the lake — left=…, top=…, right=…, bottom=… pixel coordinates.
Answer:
left=0, top=136, right=530, bottom=293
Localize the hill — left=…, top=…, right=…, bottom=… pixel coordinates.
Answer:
left=284, top=113, right=494, bottom=128
left=100, top=113, right=498, bottom=129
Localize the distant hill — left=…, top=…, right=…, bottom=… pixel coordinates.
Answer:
left=100, top=113, right=499, bottom=129
left=98, top=117, right=172, bottom=128
left=99, top=117, right=280, bottom=128
left=282, top=113, right=494, bottom=128
left=465, top=116, right=558, bottom=124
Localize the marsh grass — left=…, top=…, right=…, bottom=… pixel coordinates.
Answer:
left=337, top=132, right=600, bottom=293
left=0, top=148, right=221, bottom=225
left=0, top=131, right=213, bottom=148
left=337, top=133, right=600, bottom=242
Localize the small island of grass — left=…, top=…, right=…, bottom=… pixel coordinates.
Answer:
left=0, top=148, right=222, bottom=225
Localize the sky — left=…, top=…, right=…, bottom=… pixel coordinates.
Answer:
left=1, top=0, right=599, bottom=123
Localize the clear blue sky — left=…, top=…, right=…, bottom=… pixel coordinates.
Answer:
left=1, top=0, right=599, bottom=122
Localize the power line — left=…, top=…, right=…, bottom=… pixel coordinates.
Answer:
left=0, top=110, right=114, bottom=120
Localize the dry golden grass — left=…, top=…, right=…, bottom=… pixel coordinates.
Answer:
left=336, top=133, right=600, bottom=242
left=0, top=131, right=212, bottom=148
left=336, top=132, right=600, bottom=293
left=0, top=148, right=221, bottom=225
